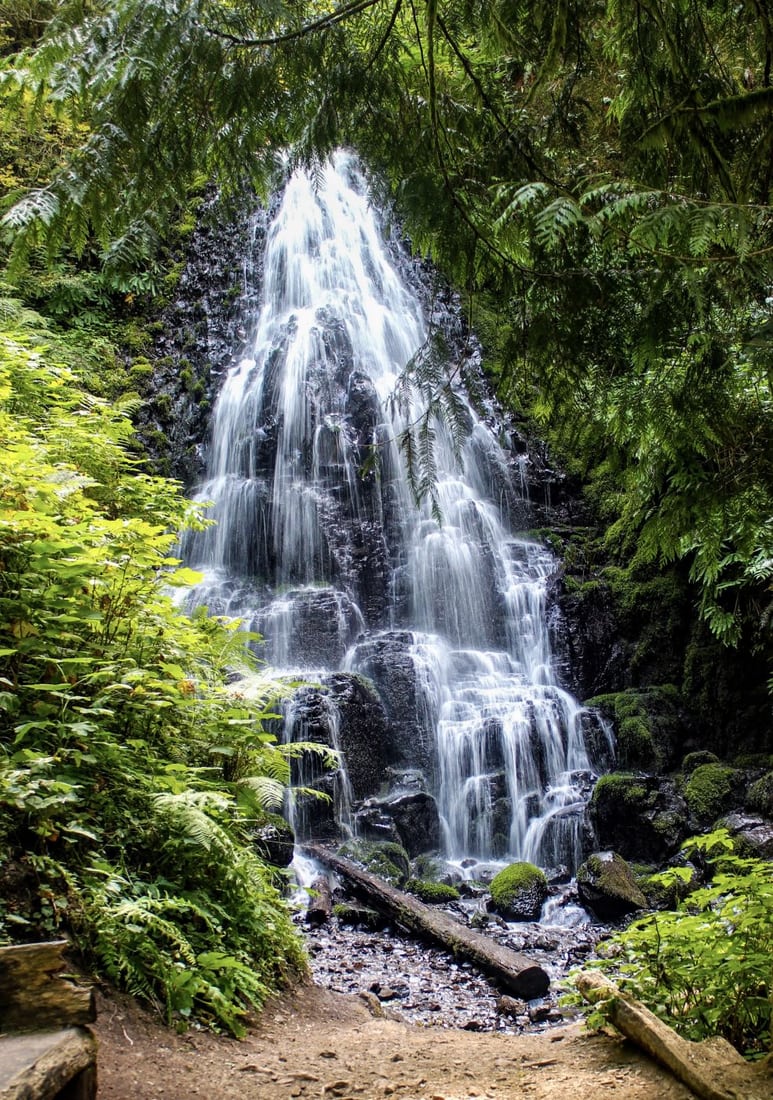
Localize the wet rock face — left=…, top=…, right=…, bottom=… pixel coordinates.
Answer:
left=346, top=632, right=438, bottom=781
left=590, top=774, right=689, bottom=862
left=546, top=573, right=627, bottom=701
left=285, top=673, right=390, bottom=803
left=368, top=791, right=442, bottom=857
left=253, top=815, right=295, bottom=867
left=576, top=851, right=647, bottom=919
left=719, top=813, right=773, bottom=860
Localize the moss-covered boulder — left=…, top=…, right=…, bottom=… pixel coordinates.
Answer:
left=489, top=862, right=548, bottom=921
left=405, top=879, right=461, bottom=904
left=681, top=750, right=720, bottom=774
left=577, top=851, right=647, bottom=919
left=747, top=771, right=773, bottom=818
left=684, top=763, right=742, bottom=826
left=590, top=773, right=689, bottom=861
left=337, top=839, right=410, bottom=885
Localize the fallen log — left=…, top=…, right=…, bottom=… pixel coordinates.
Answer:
left=0, top=1028, right=97, bottom=1100
left=0, top=941, right=95, bottom=1031
left=576, top=971, right=769, bottom=1100
left=301, top=843, right=549, bottom=1000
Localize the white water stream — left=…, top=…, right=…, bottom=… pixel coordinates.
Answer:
left=184, top=151, right=611, bottom=870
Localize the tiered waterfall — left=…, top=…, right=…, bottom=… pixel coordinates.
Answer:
left=183, top=151, right=612, bottom=871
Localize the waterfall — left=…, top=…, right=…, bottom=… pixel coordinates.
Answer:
left=183, top=150, right=612, bottom=870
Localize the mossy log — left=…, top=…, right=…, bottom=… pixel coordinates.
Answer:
left=0, top=941, right=95, bottom=1031
left=0, top=1029, right=97, bottom=1100
left=576, top=971, right=769, bottom=1100
left=302, top=843, right=549, bottom=999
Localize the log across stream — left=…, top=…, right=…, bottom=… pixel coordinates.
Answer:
left=301, top=844, right=550, bottom=1001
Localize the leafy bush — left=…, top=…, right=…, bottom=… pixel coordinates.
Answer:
left=0, top=305, right=308, bottom=1032
left=587, top=830, right=773, bottom=1058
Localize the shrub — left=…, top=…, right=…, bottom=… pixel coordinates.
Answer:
left=586, top=830, right=773, bottom=1058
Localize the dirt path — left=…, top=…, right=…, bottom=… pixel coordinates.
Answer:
left=94, top=982, right=698, bottom=1099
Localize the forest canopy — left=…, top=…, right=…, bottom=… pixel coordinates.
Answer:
left=1, top=0, right=771, bottom=666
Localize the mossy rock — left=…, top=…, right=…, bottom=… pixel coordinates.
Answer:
left=681, top=751, right=720, bottom=774
left=489, top=862, right=548, bottom=921
left=586, top=687, right=686, bottom=771
left=684, top=764, right=740, bottom=825
left=405, top=879, right=461, bottom=904
left=337, top=839, right=410, bottom=885
left=332, top=903, right=387, bottom=930
left=592, top=773, right=651, bottom=812
left=577, top=851, right=647, bottom=919
left=591, top=773, right=689, bottom=861
left=747, top=772, right=773, bottom=818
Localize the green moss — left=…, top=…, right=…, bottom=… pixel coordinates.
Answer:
left=332, top=903, right=385, bottom=930
left=592, top=773, right=649, bottom=809
left=405, top=879, right=460, bottom=903
left=337, top=839, right=410, bottom=885
left=681, top=751, right=720, bottom=774
left=617, top=716, right=657, bottom=770
left=684, top=764, right=738, bottom=822
left=747, top=771, right=773, bottom=817
left=490, top=861, right=547, bottom=913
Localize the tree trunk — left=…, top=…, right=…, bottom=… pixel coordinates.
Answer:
left=301, top=843, right=549, bottom=1000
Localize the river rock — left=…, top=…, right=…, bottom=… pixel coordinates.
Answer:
left=576, top=851, right=647, bottom=919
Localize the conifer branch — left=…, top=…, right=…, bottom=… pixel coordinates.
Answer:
left=200, top=0, right=385, bottom=50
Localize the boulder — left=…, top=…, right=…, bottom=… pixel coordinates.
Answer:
left=591, top=773, right=689, bottom=862
left=719, top=813, right=773, bottom=860
left=253, top=815, right=294, bottom=867
left=576, top=851, right=647, bottom=919
left=684, top=763, right=744, bottom=828
left=489, top=861, right=548, bottom=922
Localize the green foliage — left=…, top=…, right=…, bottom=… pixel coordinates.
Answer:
left=587, top=830, right=773, bottom=1058
left=404, top=878, right=460, bottom=903
left=0, top=305, right=308, bottom=1031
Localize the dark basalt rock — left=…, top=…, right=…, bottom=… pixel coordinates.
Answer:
left=346, top=632, right=438, bottom=780
left=379, top=791, right=442, bottom=857
left=576, top=850, right=647, bottom=919
left=253, top=815, right=295, bottom=867
left=590, top=774, right=689, bottom=862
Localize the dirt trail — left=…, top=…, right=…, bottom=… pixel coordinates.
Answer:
left=94, top=982, right=698, bottom=1099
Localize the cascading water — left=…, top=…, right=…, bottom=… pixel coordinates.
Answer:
left=183, top=150, right=612, bottom=871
